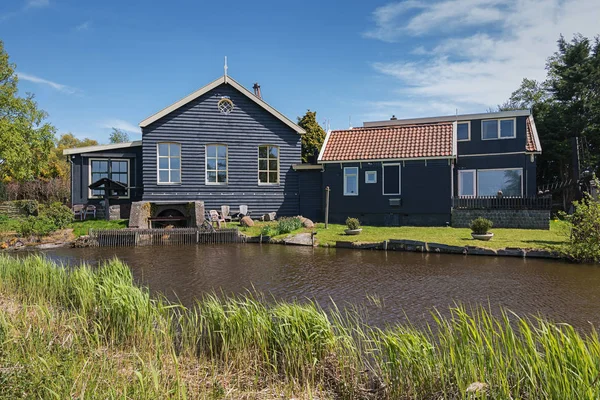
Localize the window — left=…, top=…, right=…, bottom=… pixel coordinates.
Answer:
left=382, top=164, right=401, bottom=195
left=344, top=167, right=358, bottom=195
left=258, top=145, right=279, bottom=184
left=157, top=143, right=181, bottom=184
left=478, top=168, right=522, bottom=197
left=482, top=118, right=515, bottom=140
left=206, top=144, right=227, bottom=184
left=458, top=170, right=476, bottom=197
left=365, top=171, right=377, bottom=184
left=90, top=159, right=129, bottom=198
left=457, top=122, right=470, bottom=141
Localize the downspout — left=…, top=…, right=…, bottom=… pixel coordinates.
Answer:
left=68, top=156, right=74, bottom=206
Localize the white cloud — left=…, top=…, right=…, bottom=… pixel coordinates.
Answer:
left=17, top=72, right=79, bottom=94
left=363, top=0, right=600, bottom=115
left=26, top=0, right=49, bottom=9
left=102, top=120, right=141, bottom=134
left=75, top=21, right=90, bottom=31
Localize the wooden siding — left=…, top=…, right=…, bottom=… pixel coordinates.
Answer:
left=69, top=146, right=143, bottom=207
left=322, top=159, right=452, bottom=226
left=458, top=115, right=529, bottom=155
left=298, top=170, right=323, bottom=221
left=141, top=84, right=302, bottom=217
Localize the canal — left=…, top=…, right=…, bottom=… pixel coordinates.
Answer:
left=41, top=244, right=600, bottom=329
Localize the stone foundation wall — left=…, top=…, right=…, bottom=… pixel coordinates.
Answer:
left=452, top=209, right=550, bottom=230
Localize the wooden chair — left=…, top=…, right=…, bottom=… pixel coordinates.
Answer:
left=84, top=205, right=97, bottom=220
left=72, top=204, right=84, bottom=221
left=209, top=209, right=226, bottom=228
left=220, top=205, right=232, bottom=222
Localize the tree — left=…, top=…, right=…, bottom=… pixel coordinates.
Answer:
left=109, top=128, right=129, bottom=143
left=45, top=133, right=98, bottom=179
left=297, top=110, right=326, bottom=163
left=0, top=40, right=56, bottom=182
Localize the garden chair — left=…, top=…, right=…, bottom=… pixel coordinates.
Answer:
left=84, top=205, right=97, bottom=220
left=72, top=204, right=85, bottom=221
left=209, top=209, right=226, bottom=229
left=239, top=204, right=251, bottom=217
left=220, top=205, right=232, bottom=222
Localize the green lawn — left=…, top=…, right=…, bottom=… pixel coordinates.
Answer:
left=69, top=219, right=129, bottom=237
left=236, top=220, right=569, bottom=250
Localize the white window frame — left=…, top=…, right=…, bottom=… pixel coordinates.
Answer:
left=458, top=169, right=476, bottom=198
left=88, top=158, right=130, bottom=199
left=477, top=167, right=523, bottom=197
left=205, top=144, right=228, bottom=185
left=481, top=118, right=516, bottom=140
left=365, top=170, right=377, bottom=184
left=343, top=167, right=359, bottom=196
left=157, top=142, right=181, bottom=185
left=258, top=144, right=280, bottom=185
left=382, top=163, right=401, bottom=196
left=457, top=121, right=471, bottom=141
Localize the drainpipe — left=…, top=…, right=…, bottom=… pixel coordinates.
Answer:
left=68, top=156, right=74, bottom=206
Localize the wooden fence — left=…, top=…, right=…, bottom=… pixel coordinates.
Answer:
left=453, top=196, right=552, bottom=210
left=88, top=228, right=241, bottom=247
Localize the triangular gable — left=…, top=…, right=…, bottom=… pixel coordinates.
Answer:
left=139, top=75, right=306, bottom=134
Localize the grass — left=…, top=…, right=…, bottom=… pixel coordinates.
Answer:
left=1, top=255, right=599, bottom=399
left=69, top=219, right=128, bottom=237
left=237, top=220, right=569, bottom=250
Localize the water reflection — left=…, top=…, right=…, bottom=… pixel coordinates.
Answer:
left=42, top=244, right=600, bottom=329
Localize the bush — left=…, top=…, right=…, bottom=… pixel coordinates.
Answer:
left=17, top=215, right=57, bottom=237
left=346, top=217, right=360, bottom=230
left=14, top=200, right=39, bottom=216
left=560, top=182, right=600, bottom=263
left=277, top=217, right=303, bottom=234
left=260, top=225, right=274, bottom=236
left=470, top=217, right=493, bottom=234
left=41, top=202, right=73, bottom=229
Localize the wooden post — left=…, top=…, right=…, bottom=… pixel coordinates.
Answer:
left=325, top=186, right=330, bottom=229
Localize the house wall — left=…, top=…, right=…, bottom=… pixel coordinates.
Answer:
left=458, top=115, right=529, bottom=155
left=69, top=146, right=143, bottom=218
left=298, top=169, right=323, bottom=222
left=454, top=153, right=537, bottom=197
left=322, top=159, right=452, bottom=226
left=141, top=84, right=302, bottom=217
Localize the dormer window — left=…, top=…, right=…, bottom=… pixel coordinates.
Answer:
left=482, top=118, right=516, bottom=140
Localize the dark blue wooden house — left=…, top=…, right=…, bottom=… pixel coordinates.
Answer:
left=318, top=110, right=548, bottom=228
left=64, top=74, right=306, bottom=222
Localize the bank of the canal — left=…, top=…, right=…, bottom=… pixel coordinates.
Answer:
left=40, top=243, right=600, bottom=330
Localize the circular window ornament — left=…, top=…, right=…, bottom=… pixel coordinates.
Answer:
left=217, top=97, right=234, bottom=115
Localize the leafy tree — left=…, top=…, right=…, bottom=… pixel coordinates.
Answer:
left=109, top=128, right=130, bottom=143
left=45, top=133, right=98, bottom=179
left=297, top=110, right=326, bottom=163
left=0, top=40, right=55, bottom=182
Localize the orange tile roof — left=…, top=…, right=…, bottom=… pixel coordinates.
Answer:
left=319, top=123, right=455, bottom=162
left=526, top=116, right=541, bottom=152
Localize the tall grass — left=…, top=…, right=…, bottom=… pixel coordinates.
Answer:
left=0, top=254, right=599, bottom=399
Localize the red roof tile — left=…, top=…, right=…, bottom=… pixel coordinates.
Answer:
left=319, top=123, right=455, bottom=162
left=526, top=116, right=541, bottom=152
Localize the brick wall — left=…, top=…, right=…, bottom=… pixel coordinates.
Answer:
left=452, top=209, right=550, bottom=230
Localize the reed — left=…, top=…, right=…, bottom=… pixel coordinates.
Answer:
left=0, top=254, right=599, bottom=399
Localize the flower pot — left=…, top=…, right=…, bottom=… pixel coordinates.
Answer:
left=471, top=232, right=494, bottom=241
left=345, top=228, right=362, bottom=235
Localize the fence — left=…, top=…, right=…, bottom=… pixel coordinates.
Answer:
left=453, top=196, right=552, bottom=210
left=88, top=227, right=241, bottom=247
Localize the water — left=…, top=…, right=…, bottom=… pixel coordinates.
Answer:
left=40, top=244, right=600, bottom=329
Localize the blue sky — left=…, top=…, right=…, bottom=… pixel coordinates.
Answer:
left=1, top=0, right=599, bottom=143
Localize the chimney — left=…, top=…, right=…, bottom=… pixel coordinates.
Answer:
left=390, top=115, right=397, bottom=120
left=253, top=83, right=262, bottom=99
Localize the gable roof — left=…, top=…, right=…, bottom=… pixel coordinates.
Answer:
left=138, top=75, right=306, bottom=134
left=63, top=141, right=142, bottom=155
left=318, top=122, right=456, bottom=163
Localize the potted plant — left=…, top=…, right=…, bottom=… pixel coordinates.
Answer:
left=345, top=217, right=362, bottom=235
left=470, top=217, right=494, bottom=241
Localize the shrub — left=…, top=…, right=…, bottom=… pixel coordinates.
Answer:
left=470, top=217, right=493, bottom=234
left=14, top=200, right=39, bottom=216
left=17, top=215, right=57, bottom=237
left=346, top=217, right=360, bottom=230
left=277, top=217, right=303, bottom=234
left=260, top=225, right=274, bottom=236
left=560, top=182, right=600, bottom=263
left=41, top=202, right=73, bottom=229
